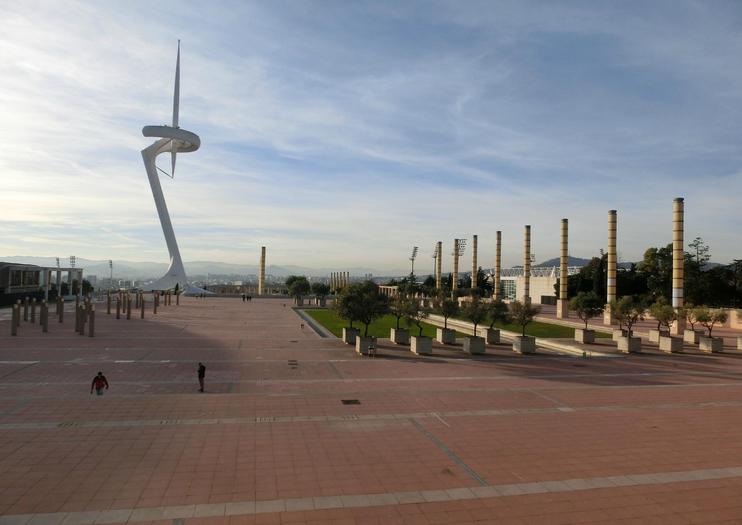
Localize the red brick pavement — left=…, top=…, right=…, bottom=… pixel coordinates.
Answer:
left=2, top=297, right=742, bottom=524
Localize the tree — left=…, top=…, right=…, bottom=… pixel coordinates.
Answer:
left=695, top=307, right=728, bottom=338
left=461, top=298, right=488, bottom=337
left=648, top=297, right=676, bottom=333
left=569, top=291, right=604, bottom=330
left=390, top=293, right=408, bottom=330
left=682, top=304, right=699, bottom=332
left=610, top=296, right=647, bottom=337
left=688, top=237, right=710, bottom=266
left=286, top=276, right=310, bottom=301
left=403, top=297, right=431, bottom=337
left=311, top=282, right=330, bottom=300
left=638, top=244, right=673, bottom=300
left=334, top=287, right=361, bottom=329
left=509, top=300, right=541, bottom=336
left=437, top=298, right=459, bottom=330
left=346, top=281, right=389, bottom=337
left=486, top=299, right=510, bottom=330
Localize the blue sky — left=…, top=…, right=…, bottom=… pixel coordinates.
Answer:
left=1, top=0, right=741, bottom=273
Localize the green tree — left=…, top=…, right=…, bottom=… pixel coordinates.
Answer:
left=333, top=287, right=361, bottom=329
left=486, top=299, right=510, bottom=330
left=437, top=297, right=459, bottom=330
left=648, top=296, right=676, bottom=332
left=311, top=282, right=330, bottom=300
left=610, top=296, right=647, bottom=337
left=638, top=245, right=673, bottom=300
left=461, top=297, right=488, bottom=336
left=346, top=281, right=389, bottom=337
left=569, top=291, right=604, bottom=330
left=286, top=276, right=310, bottom=301
left=403, top=297, right=431, bottom=337
left=509, top=300, right=541, bottom=336
left=390, top=293, right=408, bottom=330
left=695, top=307, right=728, bottom=337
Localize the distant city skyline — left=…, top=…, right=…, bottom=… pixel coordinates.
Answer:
left=2, top=1, right=741, bottom=272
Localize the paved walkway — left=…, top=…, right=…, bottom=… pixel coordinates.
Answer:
left=3, top=298, right=742, bottom=524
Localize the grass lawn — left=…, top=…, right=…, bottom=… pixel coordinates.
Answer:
left=304, top=309, right=457, bottom=338
left=305, top=309, right=609, bottom=339
left=486, top=319, right=612, bottom=339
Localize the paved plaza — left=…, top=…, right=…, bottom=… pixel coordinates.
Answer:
left=2, top=298, right=742, bottom=524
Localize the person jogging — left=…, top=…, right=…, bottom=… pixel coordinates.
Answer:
left=198, top=362, right=206, bottom=392
left=90, top=372, right=109, bottom=395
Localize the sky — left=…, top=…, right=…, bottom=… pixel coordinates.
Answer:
left=1, top=0, right=741, bottom=274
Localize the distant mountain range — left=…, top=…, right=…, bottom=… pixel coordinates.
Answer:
left=0, top=256, right=402, bottom=280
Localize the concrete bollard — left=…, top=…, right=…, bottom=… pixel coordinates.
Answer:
left=41, top=301, right=48, bottom=333
left=107, top=292, right=111, bottom=314
left=127, top=296, right=132, bottom=320
left=59, top=298, right=64, bottom=323
left=31, top=299, right=37, bottom=324
left=74, top=304, right=80, bottom=333
left=140, top=297, right=145, bottom=319
left=176, top=292, right=179, bottom=306
left=23, top=297, right=29, bottom=322
left=116, top=298, right=121, bottom=319
left=89, top=306, right=95, bottom=337
left=154, top=294, right=158, bottom=315
left=11, top=305, right=19, bottom=336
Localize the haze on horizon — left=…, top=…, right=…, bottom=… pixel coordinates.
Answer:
left=2, top=0, right=741, bottom=274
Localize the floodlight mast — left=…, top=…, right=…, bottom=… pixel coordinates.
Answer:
left=409, top=246, right=419, bottom=276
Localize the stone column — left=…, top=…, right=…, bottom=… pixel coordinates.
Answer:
left=88, top=306, right=95, bottom=337
left=452, top=238, right=459, bottom=297
left=494, top=231, right=502, bottom=300
left=523, top=226, right=531, bottom=304
left=154, top=294, right=158, bottom=315
left=258, top=246, right=266, bottom=296
left=127, top=296, right=132, bottom=319
left=604, top=210, right=617, bottom=325
left=11, top=305, right=18, bottom=336
left=176, top=292, right=179, bottom=305
left=556, top=219, right=569, bottom=318
left=141, top=297, right=145, bottom=319
left=23, top=297, right=29, bottom=322
left=116, top=297, right=121, bottom=319
left=31, top=299, right=36, bottom=324
left=41, top=301, right=48, bottom=333
left=671, top=197, right=686, bottom=335
left=59, top=298, right=64, bottom=323
left=435, top=241, right=442, bottom=291
left=471, top=234, right=478, bottom=293
left=107, top=291, right=111, bottom=314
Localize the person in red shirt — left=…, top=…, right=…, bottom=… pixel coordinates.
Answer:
left=90, top=372, right=109, bottom=395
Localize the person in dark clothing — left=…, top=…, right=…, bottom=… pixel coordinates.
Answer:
left=241, top=293, right=246, bottom=302
left=90, top=372, right=109, bottom=395
left=198, top=362, right=206, bottom=392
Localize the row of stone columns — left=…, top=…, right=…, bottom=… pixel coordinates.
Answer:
left=330, top=272, right=350, bottom=292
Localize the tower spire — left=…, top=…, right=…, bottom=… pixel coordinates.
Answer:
left=171, top=40, right=181, bottom=176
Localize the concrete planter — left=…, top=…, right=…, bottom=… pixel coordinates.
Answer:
left=659, top=335, right=683, bottom=353
left=575, top=328, right=595, bottom=344
left=617, top=336, right=642, bottom=353
left=612, top=329, right=628, bottom=342
left=342, top=327, right=359, bottom=345
left=648, top=329, right=669, bottom=343
left=683, top=329, right=703, bottom=345
left=411, top=335, right=432, bottom=355
left=463, top=336, right=486, bottom=355
left=513, top=335, right=536, bottom=354
left=699, top=336, right=724, bottom=354
left=295, top=298, right=304, bottom=306
left=355, top=336, right=376, bottom=356
left=390, top=328, right=410, bottom=345
left=436, top=327, right=456, bottom=345
left=486, top=328, right=500, bottom=344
